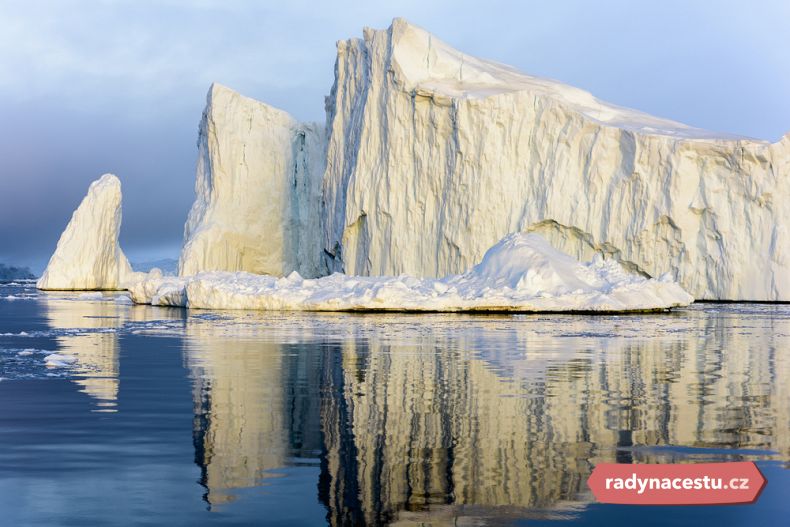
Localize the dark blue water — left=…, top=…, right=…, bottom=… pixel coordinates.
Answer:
left=1, top=280, right=788, bottom=526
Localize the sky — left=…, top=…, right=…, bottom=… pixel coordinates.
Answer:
left=1, top=0, right=789, bottom=273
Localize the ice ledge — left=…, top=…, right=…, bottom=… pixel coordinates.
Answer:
left=129, top=233, right=694, bottom=313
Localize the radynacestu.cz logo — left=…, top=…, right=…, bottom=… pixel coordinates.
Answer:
left=587, top=462, right=766, bottom=505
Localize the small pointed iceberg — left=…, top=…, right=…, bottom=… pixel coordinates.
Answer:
left=37, top=174, right=137, bottom=291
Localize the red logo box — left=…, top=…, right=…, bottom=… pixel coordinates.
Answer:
left=587, top=462, right=766, bottom=505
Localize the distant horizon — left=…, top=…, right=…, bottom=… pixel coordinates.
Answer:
left=3, top=1, right=789, bottom=272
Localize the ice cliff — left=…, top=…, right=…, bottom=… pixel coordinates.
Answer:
left=320, top=18, right=789, bottom=300
left=37, top=174, right=137, bottom=290
left=178, top=83, right=325, bottom=278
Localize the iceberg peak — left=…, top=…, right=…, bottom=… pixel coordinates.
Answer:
left=381, top=18, right=755, bottom=141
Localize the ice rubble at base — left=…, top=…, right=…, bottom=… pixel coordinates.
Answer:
left=37, top=174, right=143, bottom=291
left=129, top=233, right=693, bottom=312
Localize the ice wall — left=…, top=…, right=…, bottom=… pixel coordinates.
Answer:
left=322, top=18, right=789, bottom=300
left=178, top=83, right=325, bottom=278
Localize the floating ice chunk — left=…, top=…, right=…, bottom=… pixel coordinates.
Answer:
left=44, top=353, right=78, bottom=367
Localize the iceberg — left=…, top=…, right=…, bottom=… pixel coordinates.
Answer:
left=39, top=18, right=788, bottom=303
left=129, top=233, right=693, bottom=312
left=321, top=18, right=789, bottom=300
left=178, top=83, right=325, bottom=278
left=37, top=174, right=140, bottom=291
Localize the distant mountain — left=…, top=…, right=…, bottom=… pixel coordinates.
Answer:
left=0, top=263, right=35, bottom=280
left=131, top=258, right=178, bottom=275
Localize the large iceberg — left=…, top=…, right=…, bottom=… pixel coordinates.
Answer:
left=37, top=174, right=138, bottom=290
left=39, top=18, right=788, bottom=304
left=320, top=19, right=789, bottom=300
left=178, top=83, right=325, bottom=278
left=130, top=233, right=693, bottom=312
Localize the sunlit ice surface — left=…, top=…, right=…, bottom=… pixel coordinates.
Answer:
left=0, top=280, right=788, bottom=525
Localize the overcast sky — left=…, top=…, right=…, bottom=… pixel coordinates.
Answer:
left=2, top=0, right=789, bottom=272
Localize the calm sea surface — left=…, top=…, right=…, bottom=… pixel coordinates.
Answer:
left=0, top=280, right=787, bottom=526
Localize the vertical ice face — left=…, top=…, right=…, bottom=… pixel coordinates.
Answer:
left=37, top=174, right=134, bottom=291
left=178, top=83, right=325, bottom=278
left=322, top=18, right=790, bottom=300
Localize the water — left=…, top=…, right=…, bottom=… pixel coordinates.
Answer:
left=0, top=280, right=788, bottom=526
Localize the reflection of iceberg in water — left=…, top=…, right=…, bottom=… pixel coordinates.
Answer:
left=41, top=294, right=187, bottom=411
left=184, top=319, right=299, bottom=508
left=318, top=339, right=593, bottom=525
left=313, top=311, right=790, bottom=525
left=43, top=296, right=125, bottom=411
left=180, top=308, right=790, bottom=523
